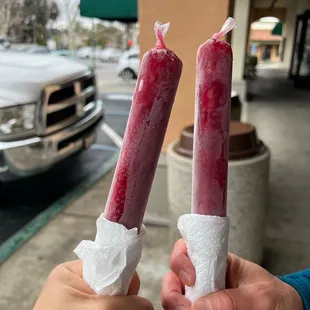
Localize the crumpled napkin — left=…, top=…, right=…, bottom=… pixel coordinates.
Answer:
left=74, top=215, right=145, bottom=295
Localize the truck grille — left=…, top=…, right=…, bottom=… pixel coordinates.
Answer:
left=48, top=85, right=75, bottom=104
left=40, top=73, right=96, bottom=135
left=47, top=105, right=77, bottom=127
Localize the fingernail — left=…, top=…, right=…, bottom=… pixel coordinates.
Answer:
left=175, top=306, right=188, bottom=310
left=194, top=299, right=212, bottom=310
left=179, top=271, right=191, bottom=285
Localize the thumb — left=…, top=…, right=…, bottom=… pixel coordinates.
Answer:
left=93, top=295, right=154, bottom=310
left=192, top=288, right=254, bottom=310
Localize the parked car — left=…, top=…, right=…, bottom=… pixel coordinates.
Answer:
left=26, top=46, right=50, bottom=54
left=76, top=47, right=101, bottom=59
left=0, top=51, right=104, bottom=177
left=100, top=47, right=123, bottom=63
left=51, top=49, right=78, bottom=60
left=11, top=44, right=50, bottom=54
left=117, top=49, right=140, bottom=81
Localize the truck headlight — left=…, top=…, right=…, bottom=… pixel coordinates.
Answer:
left=0, top=104, right=36, bottom=136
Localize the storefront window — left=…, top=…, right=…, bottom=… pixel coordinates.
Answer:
left=299, top=20, right=310, bottom=77
left=290, top=10, right=310, bottom=88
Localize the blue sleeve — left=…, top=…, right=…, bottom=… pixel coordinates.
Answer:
left=278, top=269, right=310, bottom=310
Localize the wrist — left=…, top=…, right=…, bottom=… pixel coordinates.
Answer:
left=277, top=279, right=304, bottom=310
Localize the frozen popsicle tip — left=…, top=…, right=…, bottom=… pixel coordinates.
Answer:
left=212, top=17, right=236, bottom=40
left=154, top=21, right=171, bottom=49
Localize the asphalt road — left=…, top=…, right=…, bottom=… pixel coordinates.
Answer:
left=0, top=90, right=133, bottom=246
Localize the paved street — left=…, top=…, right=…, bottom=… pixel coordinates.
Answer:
left=84, top=61, right=137, bottom=93
left=98, top=63, right=136, bottom=93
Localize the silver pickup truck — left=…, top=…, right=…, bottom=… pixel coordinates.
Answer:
left=0, top=51, right=104, bottom=176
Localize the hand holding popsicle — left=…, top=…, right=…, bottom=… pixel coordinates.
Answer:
left=177, top=17, right=236, bottom=302
left=75, top=16, right=234, bottom=302
left=75, top=21, right=182, bottom=296
left=34, top=260, right=154, bottom=310
left=162, top=239, right=303, bottom=310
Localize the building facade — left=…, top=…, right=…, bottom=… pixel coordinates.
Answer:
left=139, top=0, right=310, bottom=149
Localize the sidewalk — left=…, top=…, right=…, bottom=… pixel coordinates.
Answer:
left=0, top=157, right=170, bottom=310
left=245, top=67, right=310, bottom=273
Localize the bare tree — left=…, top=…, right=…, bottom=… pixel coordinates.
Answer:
left=0, top=0, right=11, bottom=36
left=0, top=0, right=59, bottom=43
left=19, top=0, right=59, bottom=44
left=0, top=0, right=21, bottom=37
left=58, top=0, right=80, bottom=50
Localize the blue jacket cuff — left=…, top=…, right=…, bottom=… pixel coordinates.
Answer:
left=278, top=269, right=310, bottom=310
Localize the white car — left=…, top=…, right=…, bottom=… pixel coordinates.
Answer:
left=11, top=44, right=50, bottom=54
left=100, top=47, right=123, bottom=63
left=117, top=49, right=140, bottom=81
left=76, top=47, right=101, bottom=59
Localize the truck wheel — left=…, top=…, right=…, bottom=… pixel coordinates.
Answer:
left=121, top=69, right=135, bottom=81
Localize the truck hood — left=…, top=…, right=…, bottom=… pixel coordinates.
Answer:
left=0, top=51, right=91, bottom=106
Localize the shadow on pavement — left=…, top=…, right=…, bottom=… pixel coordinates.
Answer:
left=246, top=67, right=310, bottom=103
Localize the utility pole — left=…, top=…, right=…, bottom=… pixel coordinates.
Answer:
left=91, top=18, right=96, bottom=70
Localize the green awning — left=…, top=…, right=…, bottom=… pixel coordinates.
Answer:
left=80, top=0, right=137, bottom=23
left=272, top=22, right=283, bottom=36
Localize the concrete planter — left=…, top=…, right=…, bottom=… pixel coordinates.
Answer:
left=167, top=143, right=192, bottom=248
left=167, top=141, right=270, bottom=264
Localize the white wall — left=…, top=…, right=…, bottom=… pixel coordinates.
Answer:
left=282, top=4, right=295, bottom=67
left=231, top=0, right=251, bottom=81
left=251, top=21, right=279, bottom=30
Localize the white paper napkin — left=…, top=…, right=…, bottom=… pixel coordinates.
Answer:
left=178, top=214, right=229, bottom=302
left=74, top=215, right=145, bottom=295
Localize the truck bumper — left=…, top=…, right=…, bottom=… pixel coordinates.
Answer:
left=0, top=100, right=104, bottom=177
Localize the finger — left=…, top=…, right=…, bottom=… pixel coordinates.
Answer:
left=192, top=287, right=255, bottom=310
left=170, top=239, right=196, bottom=286
left=61, top=261, right=141, bottom=296
left=170, top=239, right=188, bottom=262
left=226, top=253, right=267, bottom=288
left=161, top=271, right=191, bottom=310
left=62, top=259, right=83, bottom=277
left=226, top=253, right=243, bottom=288
left=65, top=261, right=140, bottom=295
left=48, top=260, right=95, bottom=295
left=94, top=295, right=154, bottom=310
left=127, top=272, right=140, bottom=295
